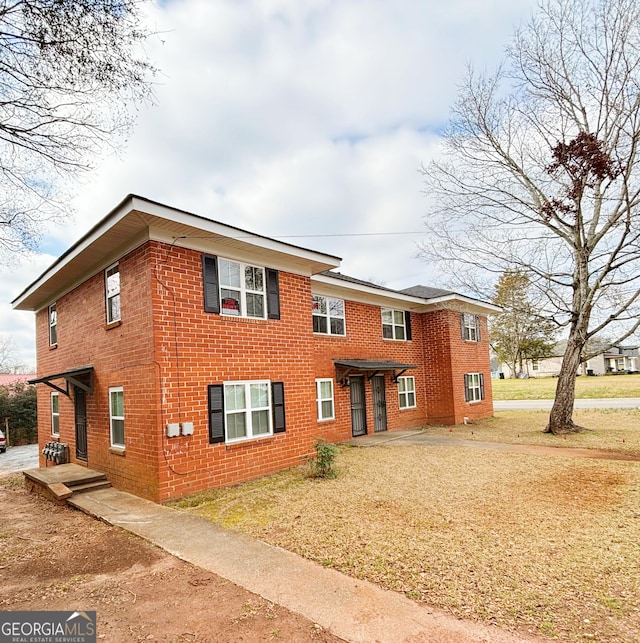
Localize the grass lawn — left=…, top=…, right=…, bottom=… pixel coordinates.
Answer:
left=172, top=413, right=640, bottom=642
left=428, top=408, right=640, bottom=453
left=492, top=373, right=640, bottom=400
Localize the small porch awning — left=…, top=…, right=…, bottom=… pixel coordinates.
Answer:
left=334, top=359, right=417, bottom=386
left=29, top=365, right=94, bottom=396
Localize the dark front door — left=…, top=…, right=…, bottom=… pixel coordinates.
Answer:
left=75, top=387, right=88, bottom=461
left=372, top=375, right=387, bottom=432
left=350, top=376, right=367, bottom=437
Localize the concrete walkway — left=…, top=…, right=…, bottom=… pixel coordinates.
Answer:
left=494, top=397, right=640, bottom=410
left=348, top=429, right=640, bottom=461
left=68, top=487, right=540, bottom=643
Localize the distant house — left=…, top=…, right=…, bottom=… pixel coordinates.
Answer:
left=13, top=195, right=499, bottom=502
left=500, top=341, right=639, bottom=378
left=0, top=373, right=36, bottom=387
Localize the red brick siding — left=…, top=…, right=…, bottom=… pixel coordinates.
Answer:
left=33, top=238, right=493, bottom=502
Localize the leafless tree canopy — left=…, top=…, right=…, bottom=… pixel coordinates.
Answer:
left=420, top=0, right=640, bottom=432
left=0, top=0, right=156, bottom=258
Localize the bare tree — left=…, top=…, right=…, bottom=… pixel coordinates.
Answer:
left=0, top=0, right=156, bottom=258
left=420, top=0, right=640, bottom=434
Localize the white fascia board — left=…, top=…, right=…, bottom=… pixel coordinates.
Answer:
left=134, top=197, right=341, bottom=271
left=311, top=273, right=426, bottom=308
left=419, top=294, right=502, bottom=315
left=312, top=273, right=501, bottom=315
left=13, top=195, right=342, bottom=310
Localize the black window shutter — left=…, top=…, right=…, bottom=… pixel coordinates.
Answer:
left=479, top=373, right=485, bottom=400
left=460, top=313, right=466, bottom=339
left=266, top=269, right=280, bottom=319
left=404, top=311, right=412, bottom=340
left=202, top=255, right=220, bottom=314
left=475, top=315, right=481, bottom=342
left=208, top=384, right=225, bottom=443
left=272, top=382, right=286, bottom=433
left=464, top=374, right=470, bottom=402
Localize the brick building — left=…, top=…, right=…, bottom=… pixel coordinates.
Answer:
left=13, top=195, right=498, bottom=502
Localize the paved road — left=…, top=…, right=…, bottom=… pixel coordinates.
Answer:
left=0, top=444, right=39, bottom=476
left=494, top=398, right=640, bottom=410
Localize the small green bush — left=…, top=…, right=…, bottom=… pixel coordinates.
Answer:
left=309, top=439, right=339, bottom=479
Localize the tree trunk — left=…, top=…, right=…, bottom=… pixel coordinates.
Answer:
left=545, top=335, right=584, bottom=434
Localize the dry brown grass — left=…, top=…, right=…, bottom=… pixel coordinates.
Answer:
left=428, top=408, right=640, bottom=453
left=173, top=437, right=640, bottom=642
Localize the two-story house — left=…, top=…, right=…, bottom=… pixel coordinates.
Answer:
left=13, top=195, right=498, bottom=502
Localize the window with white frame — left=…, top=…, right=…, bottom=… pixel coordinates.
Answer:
left=219, top=259, right=266, bottom=318
left=461, top=313, right=480, bottom=342
left=51, top=392, right=60, bottom=436
left=105, top=263, right=121, bottom=324
left=398, top=376, right=416, bottom=409
left=316, top=378, right=335, bottom=420
left=464, top=373, right=485, bottom=403
left=531, top=359, right=539, bottom=371
left=48, top=303, right=57, bottom=346
left=312, top=296, right=345, bottom=335
left=382, top=308, right=407, bottom=340
left=224, top=380, right=272, bottom=441
left=109, top=387, right=125, bottom=448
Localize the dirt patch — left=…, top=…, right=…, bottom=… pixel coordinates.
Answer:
left=0, top=476, right=343, bottom=642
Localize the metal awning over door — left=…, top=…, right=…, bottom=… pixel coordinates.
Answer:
left=29, top=365, right=94, bottom=397
left=334, top=359, right=416, bottom=386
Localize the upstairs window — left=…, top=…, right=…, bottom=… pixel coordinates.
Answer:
left=106, top=263, right=121, bottom=324
left=382, top=309, right=411, bottom=341
left=461, top=313, right=480, bottom=342
left=312, top=296, right=345, bottom=335
left=203, top=255, right=282, bottom=320
left=48, top=303, right=57, bottom=346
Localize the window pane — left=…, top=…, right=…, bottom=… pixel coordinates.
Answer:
left=246, top=293, right=264, bottom=318
left=225, top=384, right=246, bottom=411
left=313, top=316, right=327, bottom=333
left=321, top=400, right=333, bottom=418
left=227, top=413, right=246, bottom=439
left=108, top=294, right=121, bottom=322
left=52, top=395, right=59, bottom=413
left=329, top=299, right=344, bottom=317
left=106, top=267, right=120, bottom=296
left=112, top=419, right=125, bottom=446
left=221, top=289, right=241, bottom=315
left=393, top=310, right=404, bottom=324
left=381, top=309, right=393, bottom=324
left=250, top=383, right=269, bottom=408
left=408, top=392, right=416, bottom=406
left=52, top=415, right=60, bottom=434
left=312, top=295, right=327, bottom=314
left=382, top=325, right=393, bottom=339
left=319, top=380, right=332, bottom=398
left=219, top=259, right=241, bottom=287
left=330, top=318, right=345, bottom=335
left=245, top=266, right=264, bottom=291
left=395, top=326, right=405, bottom=340
left=110, top=391, right=124, bottom=417
left=251, top=410, right=270, bottom=435
left=398, top=378, right=407, bottom=393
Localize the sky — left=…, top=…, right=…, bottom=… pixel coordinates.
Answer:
left=2, top=0, right=537, bottom=369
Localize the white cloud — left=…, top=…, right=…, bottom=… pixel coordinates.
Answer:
left=3, top=0, right=537, bottom=366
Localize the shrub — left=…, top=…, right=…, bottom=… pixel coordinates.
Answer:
left=309, top=439, right=339, bottom=479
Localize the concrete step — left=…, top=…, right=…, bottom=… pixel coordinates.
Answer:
left=68, top=479, right=111, bottom=494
